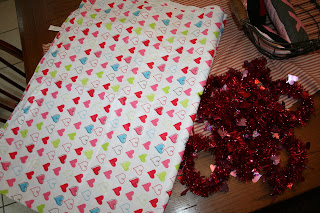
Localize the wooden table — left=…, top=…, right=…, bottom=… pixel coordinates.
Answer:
left=15, top=0, right=81, bottom=83
left=15, top=0, right=320, bottom=212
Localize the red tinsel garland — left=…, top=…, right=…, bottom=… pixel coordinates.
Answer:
left=179, top=58, right=313, bottom=196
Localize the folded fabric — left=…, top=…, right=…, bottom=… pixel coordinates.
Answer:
left=0, top=0, right=226, bottom=212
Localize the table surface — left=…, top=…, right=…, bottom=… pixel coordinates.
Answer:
left=15, top=0, right=320, bottom=212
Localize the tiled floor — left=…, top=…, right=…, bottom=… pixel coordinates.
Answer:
left=0, top=0, right=33, bottom=212
left=0, top=0, right=26, bottom=126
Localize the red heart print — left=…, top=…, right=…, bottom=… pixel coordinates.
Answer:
left=103, top=83, right=110, bottom=90
left=104, top=105, right=111, bottom=113
left=95, top=195, right=104, bottom=205
left=41, top=88, right=48, bottom=95
left=113, top=34, right=120, bottom=41
left=176, top=47, right=183, bottom=54
left=75, top=147, right=83, bottom=155
left=162, top=55, right=169, bottom=61
left=190, top=38, right=197, bottom=44
left=84, top=49, right=92, bottom=55
left=82, top=28, right=89, bottom=35
left=181, top=67, right=188, bottom=74
left=28, top=96, right=35, bottom=103
left=155, top=107, right=163, bottom=115
left=171, top=98, right=178, bottom=106
left=123, top=123, right=131, bottom=131
left=116, top=55, right=123, bottom=61
left=112, top=186, right=122, bottom=196
left=55, top=80, right=62, bottom=88
left=59, top=155, right=67, bottom=164
left=42, top=69, right=49, bottom=75
left=87, top=89, right=95, bottom=97
left=26, top=171, right=34, bottom=180
left=147, top=62, right=154, bottom=69
left=135, top=91, right=142, bottom=98
left=166, top=12, right=172, bottom=17
left=90, top=114, right=98, bottom=122
left=57, top=104, right=65, bottom=112
left=43, top=163, right=50, bottom=171
left=126, top=26, right=133, bottom=33
left=174, top=122, right=182, bottom=130
left=108, top=2, right=114, bottom=8
left=92, top=165, right=101, bottom=175
left=99, top=42, right=106, bottom=49
left=142, top=40, right=150, bottom=46
left=129, top=47, right=135, bottom=53
left=149, top=198, right=158, bottom=207
left=26, top=144, right=35, bottom=153
left=25, top=200, right=34, bottom=208
left=96, top=21, right=102, bottom=28
left=73, top=97, right=80, bottom=104
left=118, top=97, right=127, bottom=105
left=159, top=132, right=168, bottom=141
left=208, top=49, right=215, bottom=57
left=130, top=178, right=139, bottom=187
left=60, top=183, right=69, bottom=192
left=147, top=169, right=156, bottom=179
left=75, top=174, right=83, bottom=183
left=156, top=36, right=163, bottom=41
left=190, top=114, right=197, bottom=122
left=109, top=158, right=117, bottom=167
left=11, top=127, right=20, bottom=135
left=139, top=115, right=147, bottom=123
left=9, top=152, right=17, bottom=159
left=194, top=57, right=201, bottom=64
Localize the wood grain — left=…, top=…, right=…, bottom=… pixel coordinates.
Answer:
left=15, top=0, right=81, bottom=82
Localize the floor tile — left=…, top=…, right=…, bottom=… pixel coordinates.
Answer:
left=1, top=195, right=16, bottom=206
left=0, top=0, right=18, bottom=33
left=3, top=202, right=37, bottom=213
left=0, top=28, right=22, bottom=69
